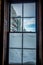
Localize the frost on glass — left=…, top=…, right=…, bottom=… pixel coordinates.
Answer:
left=9, top=33, right=22, bottom=48
left=23, top=50, right=36, bottom=65
left=11, top=4, right=22, bottom=17
left=10, top=18, right=22, bottom=32
left=24, top=3, right=35, bottom=17
left=23, top=33, right=36, bottom=48
left=9, top=49, right=21, bottom=64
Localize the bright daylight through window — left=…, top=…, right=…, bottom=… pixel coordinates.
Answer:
left=9, top=3, right=36, bottom=65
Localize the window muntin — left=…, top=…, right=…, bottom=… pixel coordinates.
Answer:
left=9, top=3, right=36, bottom=65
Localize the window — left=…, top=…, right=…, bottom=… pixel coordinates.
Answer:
left=9, top=3, right=36, bottom=65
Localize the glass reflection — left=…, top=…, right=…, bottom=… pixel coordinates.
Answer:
left=10, top=18, right=22, bottom=32
left=23, top=50, right=36, bottom=65
left=9, top=33, right=22, bottom=48
left=11, top=4, right=22, bottom=17
left=9, top=49, right=21, bottom=64
left=23, top=33, right=36, bottom=48
left=23, top=18, right=36, bottom=32
left=24, top=3, right=35, bottom=17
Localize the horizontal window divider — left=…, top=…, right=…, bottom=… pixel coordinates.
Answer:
left=9, top=32, right=36, bottom=33
left=9, top=48, right=22, bottom=49
left=9, top=63, right=22, bottom=65
left=10, top=17, right=36, bottom=18
left=9, top=48, right=36, bottom=50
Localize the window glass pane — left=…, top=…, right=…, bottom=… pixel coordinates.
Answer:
left=24, top=3, right=35, bottom=17
left=23, top=50, right=36, bottom=65
left=10, top=18, right=22, bottom=32
left=9, top=49, right=22, bottom=64
left=23, top=33, right=36, bottom=48
left=11, top=4, right=22, bottom=17
left=9, top=33, right=22, bottom=48
left=23, top=18, right=36, bottom=32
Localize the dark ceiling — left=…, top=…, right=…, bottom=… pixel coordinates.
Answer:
left=7, top=0, right=37, bottom=3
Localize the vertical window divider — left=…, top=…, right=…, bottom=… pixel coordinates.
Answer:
left=22, top=3, right=24, bottom=65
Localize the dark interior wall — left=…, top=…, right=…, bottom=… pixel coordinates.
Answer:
left=0, top=0, right=2, bottom=65
left=0, top=0, right=1, bottom=32
left=3, top=0, right=9, bottom=65
left=39, top=0, right=42, bottom=65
